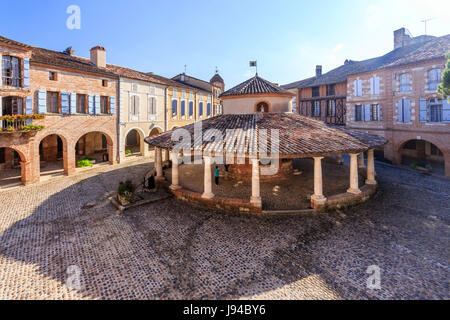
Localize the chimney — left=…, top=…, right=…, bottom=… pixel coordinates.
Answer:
left=316, top=65, right=322, bottom=77
left=63, top=46, right=75, bottom=56
left=394, top=28, right=412, bottom=49
left=90, top=46, right=106, bottom=68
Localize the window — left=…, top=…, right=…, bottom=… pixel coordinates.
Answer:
left=354, top=79, right=363, bottom=96
left=312, top=86, right=320, bottom=97
left=207, top=103, right=211, bottom=116
left=0, top=148, right=4, bottom=164
left=100, top=96, right=108, bottom=114
left=47, top=92, right=59, bottom=113
left=2, top=97, right=23, bottom=115
left=429, top=98, right=443, bottom=122
left=199, top=102, right=203, bottom=116
left=182, top=90, right=186, bottom=98
left=370, top=76, right=380, bottom=94
left=77, top=94, right=86, bottom=113
left=150, top=85, right=156, bottom=95
left=312, top=101, right=321, bottom=116
left=181, top=100, right=186, bottom=116
left=172, top=99, right=178, bottom=116
left=428, top=69, right=442, bottom=91
left=189, top=101, right=193, bottom=116
left=173, top=88, right=177, bottom=97
left=102, top=80, right=108, bottom=87
left=2, top=56, right=21, bottom=87
left=131, top=95, right=140, bottom=116
left=49, top=71, right=57, bottom=81
left=399, top=73, right=411, bottom=92
left=327, top=100, right=336, bottom=116
left=131, top=84, right=138, bottom=92
left=354, top=105, right=363, bottom=121
left=189, top=91, right=193, bottom=99
left=148, top=97, right=156, bottom=115
left=370, top=104, right=380, bottom=121
left=326, top=84, right=335, bottom=96
left=397, top=98, right=411, bottom=122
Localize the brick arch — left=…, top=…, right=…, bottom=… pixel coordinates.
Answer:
left=124, top=127, right=146, bottom=144
left=148, top=125, right=163, bottom=137
left=397, top=137, right=446, bottom=156
left=0, top=145, right=29, bottom=186
left=74, top=130, right=115, bottom=165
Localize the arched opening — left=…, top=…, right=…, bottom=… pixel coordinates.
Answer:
left=76, top=132, right=112, bottom=168
left=0, top=147, right=23, bottom=189
left=39, top=134, right=65, bottom=178
left=125, top=129, right=145, bottom=157
left=400, top=139, right=445, bottom=175
left=148, top=127, right=162, bottom=151
left=256, top=101, right=269, bottom=113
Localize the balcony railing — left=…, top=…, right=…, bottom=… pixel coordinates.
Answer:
left=0, top=114, right=45, bottom=134
left=1, top=76, right=22, bottom=88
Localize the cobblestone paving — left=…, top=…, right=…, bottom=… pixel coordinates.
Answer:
left=0, top=158, right=448, bottom=300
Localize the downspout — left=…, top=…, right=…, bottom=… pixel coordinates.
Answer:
left=164, top=86, right=168, bottom=132
left=117, top=76, right=122, bottom=163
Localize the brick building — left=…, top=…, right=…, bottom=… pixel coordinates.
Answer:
left=1, top=36, right=118, bottom=186
left=345, top=30, right=450, bottom=176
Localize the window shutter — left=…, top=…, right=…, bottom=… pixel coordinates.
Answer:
left=189, top=101, right=193, bottom=116
left=60, top=92, right=70, bottom=114
left=0, top=54, right=2, bottom=86
left=353, top=80, right=357, bottom=96
left=207, top=103, right=211, bottom=116
left=181, top=100, right=185, bottom=116
left=110, top=96, right=116, bottom=115
left=0, top=97, right=2, bottom=120
left=404, top=99, right=411, bottom=123
left=23, top=58, right=30, bottom=88
left=25, top=96, right=33, bottom=115
left=370, top=77, right=374, bottom=95
left=38, top=90, right=47, bottom=114
left=377, top=105, right=382, bottom=121
left=358, top=80, right=363, bottom=96
left=364, top=104, right=371, bottom=121
left=375, top=76, right=380, bottom=94
left=419, top=98, right=427, bottom=122
left=397, top=100, right=403, bottom=122
left=443, top=99, right=450, bottom=123
left=88, top=95, right=94, bottom=114
left=353, top=105, right=357, bottom=121
left=69, top=93, right=77, bottom=114
left=94, top=95, right=100, bottom=115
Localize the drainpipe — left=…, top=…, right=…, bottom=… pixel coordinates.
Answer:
left=117, top=76, right=122, bottom=163
left=164, top=86, right=168, bottom=132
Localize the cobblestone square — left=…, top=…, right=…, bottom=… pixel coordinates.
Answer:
left=0, top=158, right=448, bottom=300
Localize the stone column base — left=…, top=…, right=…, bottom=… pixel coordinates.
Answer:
left=311, top=195, right=327, bottom=208
left=170, top=184, right=182, bottom=191
left=156, top=176, right=166, bottom=182
left=250, top=196, right=262, bottom=208
left=347, top=188, right=362, bottom=195
left=365, top=179, right=377, bottom=185
left=202, top=192, right=215, bottom=199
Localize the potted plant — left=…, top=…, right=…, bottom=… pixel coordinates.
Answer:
left=125, top=149, right=132, bottom=156
left=116, top=180, right=136, bottom=205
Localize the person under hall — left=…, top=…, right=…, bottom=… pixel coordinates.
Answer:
left=215, top=166, right=220, bottom=185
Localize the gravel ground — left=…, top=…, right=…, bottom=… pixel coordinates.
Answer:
left=0, top=157, right=448, bottom=300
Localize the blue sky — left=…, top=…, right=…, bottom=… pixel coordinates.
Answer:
left=1, top=0, right=449, bottom=88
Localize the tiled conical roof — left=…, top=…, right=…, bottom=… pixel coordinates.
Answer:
left=221, top=74, right=294, bottom=97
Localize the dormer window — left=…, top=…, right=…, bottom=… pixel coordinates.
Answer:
left=49, top=71, right=57, bottom=81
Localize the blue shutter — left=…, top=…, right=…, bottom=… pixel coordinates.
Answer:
left=404, top=99, right=411, bottom=123
left=199, top=102, right=203, bottom=115
left=38, top=90, right=47, bottom=114
left=377, top=105, right=382, bottom=121
left=61, top=92, right=70, bottom=114
left=443, top=99, right=450, bottom=123
left=94, top=95, right=100, bottom=114
left=364, top=104, right=371, bottom=121
left=70, top=93, right=77, bottom=114
left=397, top=100, right=403, bottom=122
left=189, top=101, right=193, bottom=116
left=25, top=96, right=33, bottom=114
left=23, top=58, right=30, bottom=88
left=110, top=96, right=116, bottom=114
left=207, top=103, right=211, bottom=116
left=88, top=95, right=94, bottom=114
left=419, top=98, right=427, bottom=122
left=172, top=100, right=177, bottom=115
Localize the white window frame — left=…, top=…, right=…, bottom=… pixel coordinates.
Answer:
left=399, top=73, right=411, bottom=93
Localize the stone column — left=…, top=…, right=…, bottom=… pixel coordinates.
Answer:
left=202, top=155, right=214, bottom=199
left=164, top=149, right=170, bottom=162
left=347, top=153, right=361, bottom=194
left=63, top=146, right=76, bottom=176
left=366, top=149, right=377, bottom=185
left=170, top=151, right=181, bottom=190
left=250, top=158, right=262, bottom=207
left=311, top=157, right=327, bottom=207
left=155, top=147, right=164, bottom=181
left=358, top=152, right=365, bottom=168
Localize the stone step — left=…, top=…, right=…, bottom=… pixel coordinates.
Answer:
left=262, top=209, right=314, bottom=215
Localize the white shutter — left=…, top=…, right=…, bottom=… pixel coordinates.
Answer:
left=364, top=104, right=371, bottom=121
left=375, top=76, right=380, bottom=94
left=370, top=77, right=374, bottom=95
left=397, top=100, right=403, bottom=122
left=443, top=99, right=450, bottom=123
left=354, top=80, right=358, bottom=96
left=419, top=98, right=427, bottom=122
left=404, top=99, right=411, bottom=123
left=358, top=80, right=363, bottom=96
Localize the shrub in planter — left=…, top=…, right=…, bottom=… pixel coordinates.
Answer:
left=117, top=180, right=136, bottom=205
left=77, top=159, right=93, bottom=168
left=125, top=149, right=132, bottom=156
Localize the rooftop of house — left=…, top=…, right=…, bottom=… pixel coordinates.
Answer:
left=145, top=113, right=387, bottom=157
left=221, top=74, right=294, bottom=97
left=172, top=73, right=218, bottom=93
left=282, top=33, right=450, bottom=90
left=0, top=35, right=31, bottom=49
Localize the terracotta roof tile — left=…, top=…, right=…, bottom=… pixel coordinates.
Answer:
left=221, top=74, right=294, bottom=97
